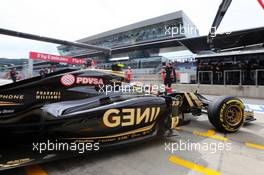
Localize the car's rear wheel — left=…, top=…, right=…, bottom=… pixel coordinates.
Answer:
left=208, top=96, right=245, bottom=133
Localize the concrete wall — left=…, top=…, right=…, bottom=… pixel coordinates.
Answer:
left=133, top=75, right=264, bottom=99
left=175, top=84, right=264, bottom=99
left=2, top=76, right=263, bottom=99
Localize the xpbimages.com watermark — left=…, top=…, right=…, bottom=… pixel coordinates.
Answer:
left=98, top=82, right=166, bottom=95
left=164, top=24, right=230, bottom=38
left=32, top=140, right=100, bottom=154
left=165, top=24, right=199, bottom=37
left=165, top=140, right=232, bottom=154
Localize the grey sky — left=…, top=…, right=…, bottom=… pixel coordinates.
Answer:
left=0, top=0, right=263, bottom=58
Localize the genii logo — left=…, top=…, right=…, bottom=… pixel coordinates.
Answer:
left=103, top=107, right=160, bottom=127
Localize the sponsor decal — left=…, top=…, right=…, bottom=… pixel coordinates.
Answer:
left=103, top=107, right=160, bottom=127
left=76, top=77, right=104, bottom=85
left=0, top=101, right=22, bottom=106
left=36, top=91, right=61, bottom=100
left=0, top=158, right=32, bottom=168
left=60, top=74, right=104, bottom=86
left=0, top=94, right=24, bottom=100
left=29, top=51, right=86, bottom=64
left=0, top=94, right=24, bottom=106
left=60, top=74, right=76, bottom=86
left=219, top=100, right=244, bottom=132
left=0, top=109, right=15, bottom=114
left=65, top=123, right=155, bottom=143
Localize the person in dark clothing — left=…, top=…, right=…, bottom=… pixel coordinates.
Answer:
left=44, top=67, right=49, bottom=75
left=170, top=63, right=177, bottom=84
left=10, top=67, right=17, bottom=83
left=50, top=65, right=56, bottom=73
left=164, top=63, right=176, bottom=94
left=125, top=66, right=132, bottom=83
left=161, top=62, right=166, bottom=82
left=39, top=68, right=48, bottom=78
left=215, top=61, right=224, bottom=84
left=39, top=68, right=45, bottom=77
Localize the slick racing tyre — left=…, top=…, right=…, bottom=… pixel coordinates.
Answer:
left=208, top=96, right=245, bottom=133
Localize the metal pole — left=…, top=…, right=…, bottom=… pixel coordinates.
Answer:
left=256, top=69, right=258, bottom=86
left=28, top=59, right=33, bottom=78
left=211, top=71, right=213, bottom=85
left=0, top=28, right=111, bottom=54
left=198, top=71, right=200, bottom=84
left=224, top=71, right=226, bottom=85
left=239, top=70, right=242, bottom=85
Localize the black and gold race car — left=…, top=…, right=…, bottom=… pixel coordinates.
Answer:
left=0, top=68, right=254, bottom=170
left=0, top=0, right=260, bottom=169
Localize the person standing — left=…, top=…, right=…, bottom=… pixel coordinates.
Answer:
left=164, top=63, right=176, bottom=94
left=170, top=63, right=176, bottom=84
left=39, top=68, right=45, bottom=77
left=39, top=67, right=49, bottom=78
left=50, top=65, right=56, bottom=73
left=44, top=67, right=49, bottom=75
left=125, top=66, right=132, bottom=83
left=160, top=62, right=166, bottom=83
left=10, top=67, right=17, bottom=83
left=91, top=59, right=96, bottom=69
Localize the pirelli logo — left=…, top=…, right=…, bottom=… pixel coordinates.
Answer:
left=103, top=107, right=160, bottom=127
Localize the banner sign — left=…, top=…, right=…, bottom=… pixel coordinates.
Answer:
left=29, top=52, right=86, bottom=65
left=258, top=0, right=264, bottom=9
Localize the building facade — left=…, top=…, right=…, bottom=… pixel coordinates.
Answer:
left=57, top=11, right=199, bottom=66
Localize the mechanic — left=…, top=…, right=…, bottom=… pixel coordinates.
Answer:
left=125, top=66, right=132, bottom=83
left=164, top=63, right=176, bottom=94
left=160, top=62, right=166, bottom=82
left=39, top=68, right=46, bottom=78
left=215, top=60, right=224, bottom=84
left=91, top=59, right=96, bottom=69
left=39, top=67, right=49, bottom=78
left=9, top=67, right=17, bottom=83
left=50, top=65, right=56, bottom=73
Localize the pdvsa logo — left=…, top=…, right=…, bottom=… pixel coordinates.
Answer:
left=76, top=77, right=104, bottom=85
left=60, top=74, right=104, bottom=86
left=60, top=74, right=76, bottom=86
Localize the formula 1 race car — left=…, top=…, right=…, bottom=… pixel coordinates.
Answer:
left=0, top=68, right=255, bottom=170
left=0, top=0, right=260, bottom=170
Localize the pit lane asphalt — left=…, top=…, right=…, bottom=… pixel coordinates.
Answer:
left=1, top=95, right=264, bottom=175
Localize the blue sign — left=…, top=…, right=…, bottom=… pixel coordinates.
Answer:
left=245, top=104, right=264, bottom=113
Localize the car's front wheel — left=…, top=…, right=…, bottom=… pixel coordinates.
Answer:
left=208, top=96, right=245, bottom=133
